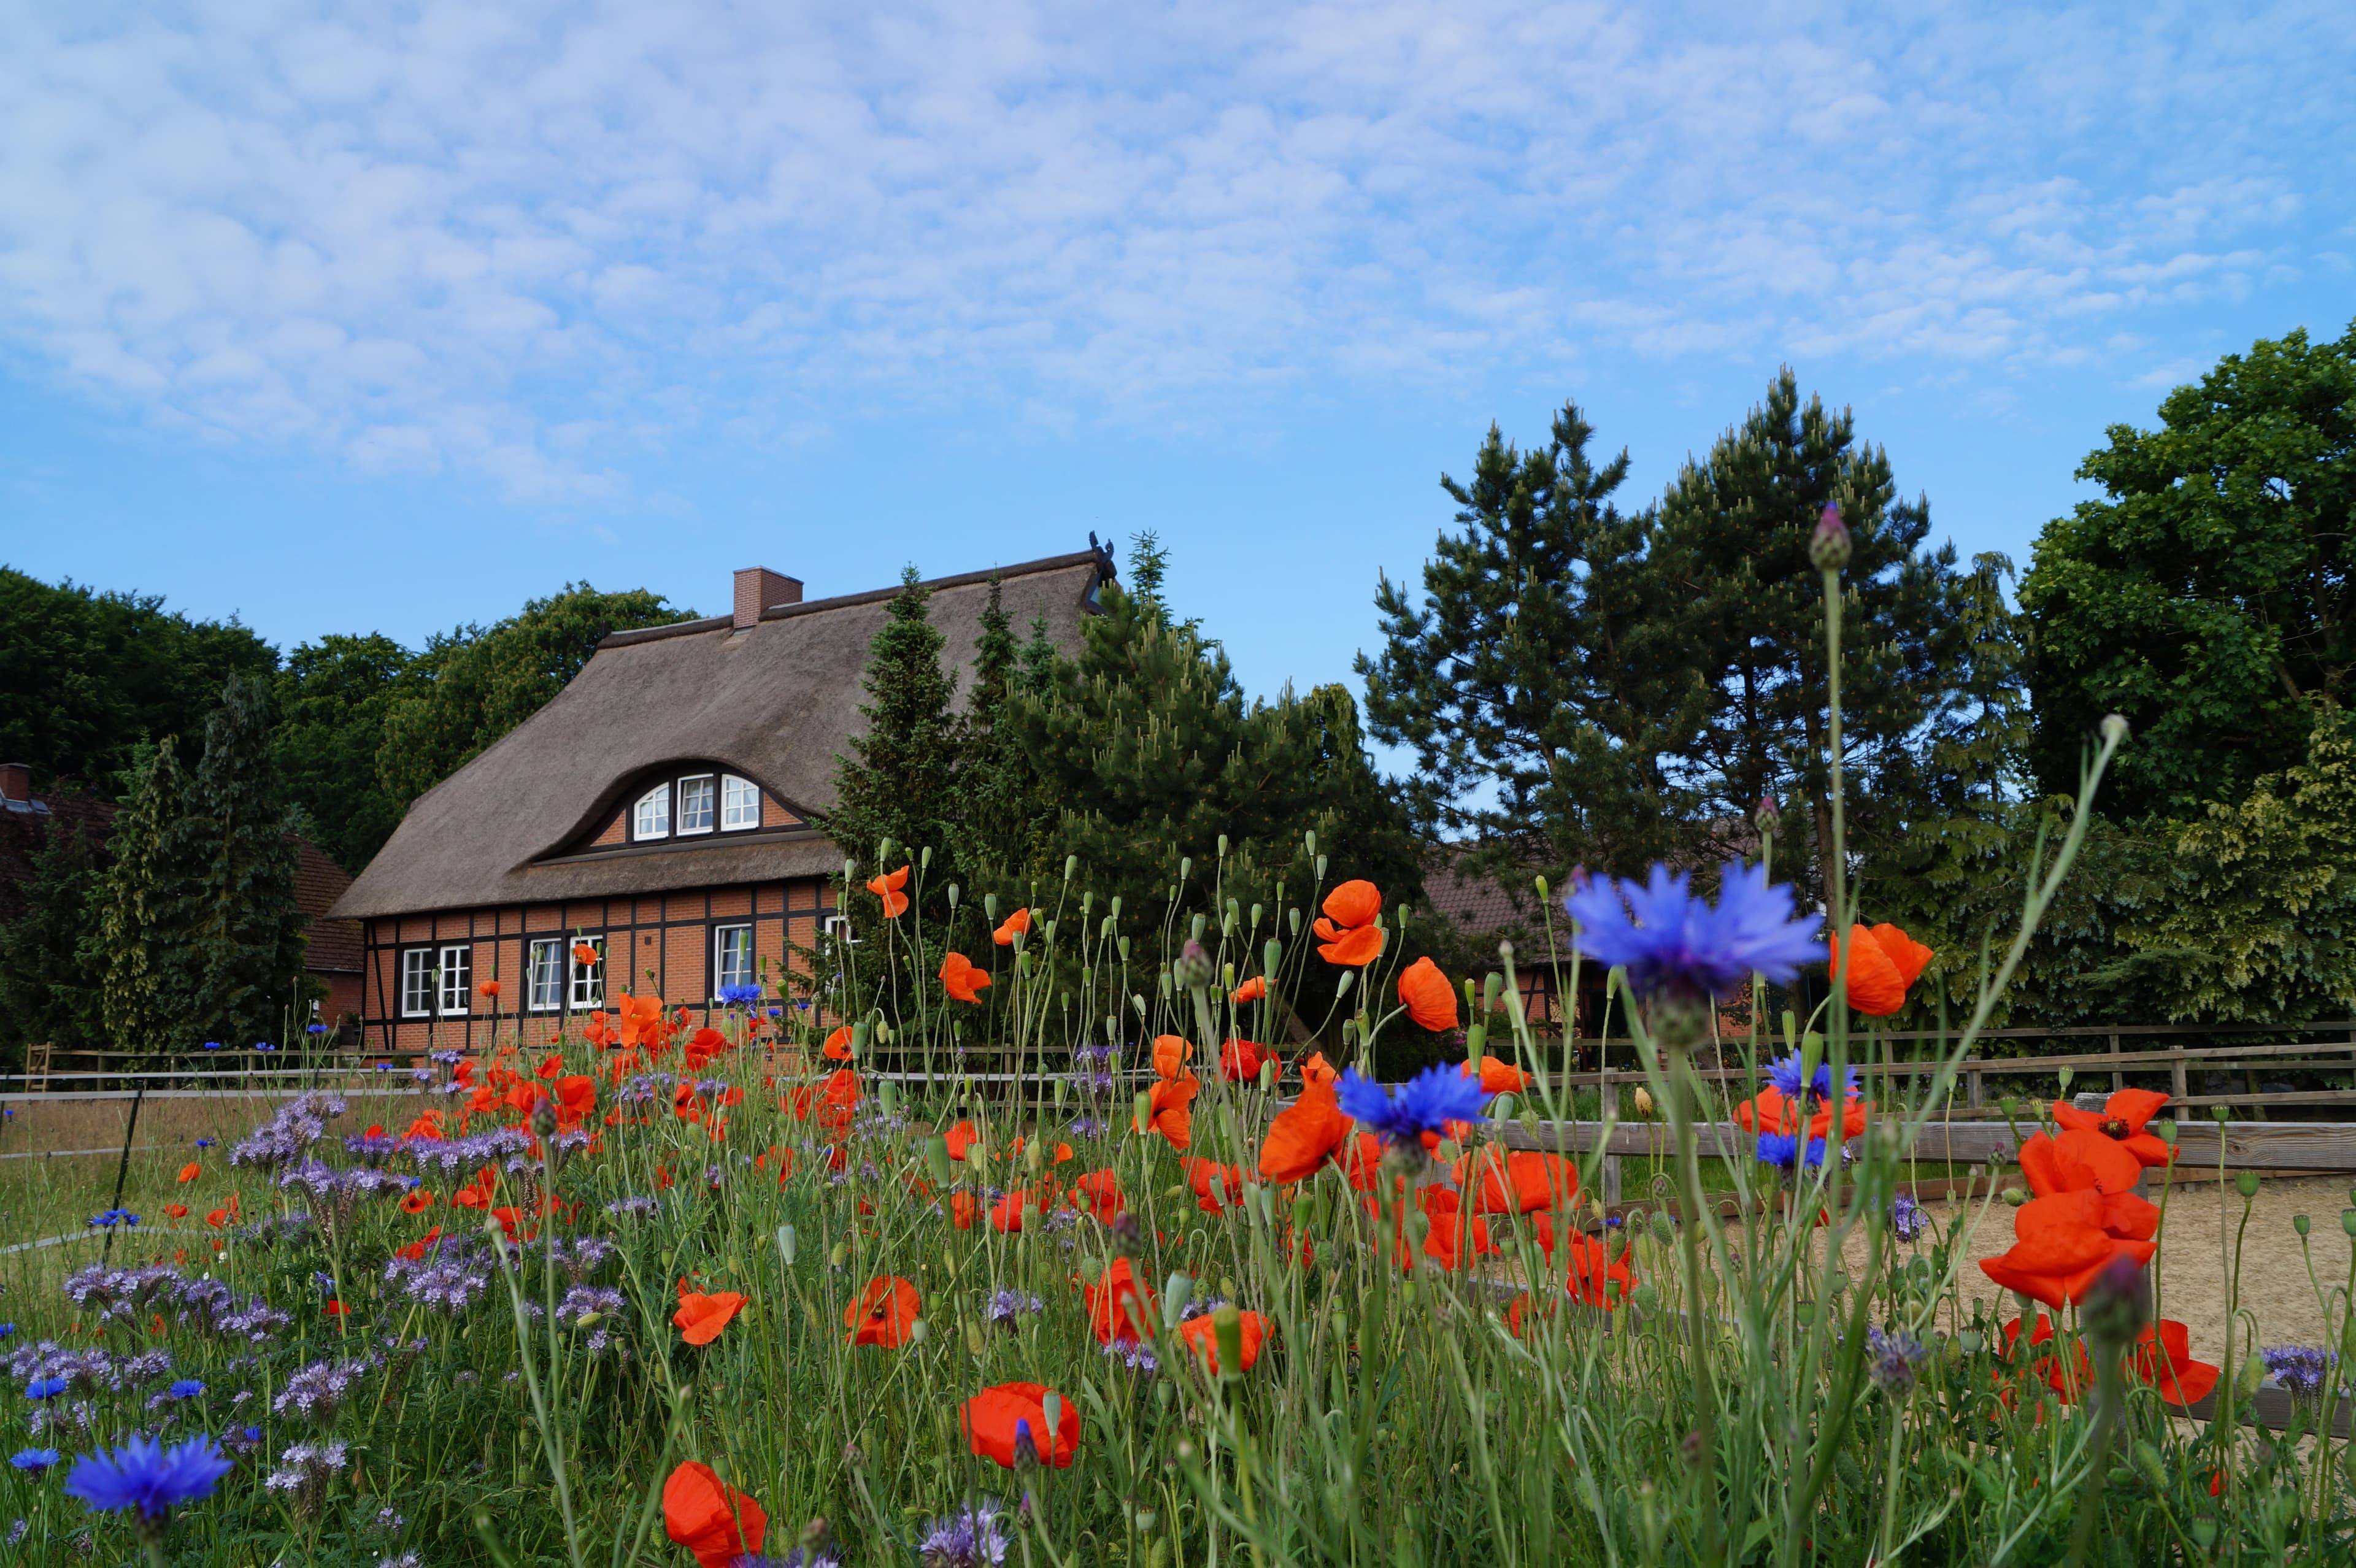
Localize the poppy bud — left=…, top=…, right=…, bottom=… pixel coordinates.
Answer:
left=1132, top=1091, right=1154, bottom=1136
left=1217, top=834, right=1230, bottom=858
left=919, top=846, right=932, bottom=870
left=985, top=893, right=999, bottom=921
left=946, top=883, right=959, bottom=909
left=778, top=1224, right=797, bottom=1265
left=877, top=837, right=896, bottom=863
left=531, top=1101, right=558, bottom=1140
left=1107, top=1212, right=1141, bottom=1258
left=1161, top=1273, right=1193, bottom=1332
left=1534, top=874, right=1550, bottom=900
left=1336, top=971, right=1354, bottom=999
left=1257, top=1061, right=1274, bottom=1093
left=908, top=1318, right=928, bottom=1345
left=1180, top=857, right=1192, bottom=882
left=1213, top=1306, right=1245, bottom=1383
left=2101, top=713, right=2130, bottom=748
left=1172, top=941, right=1214, bottom=991
left=1315, top=855, right=1328, bottom=879
left=1809, top=502, right=1851, bottom=571
left=1064, top=854, right=1079, bottom=881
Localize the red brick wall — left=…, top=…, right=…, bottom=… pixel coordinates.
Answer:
left=360, top=877, right=831, bottom=1053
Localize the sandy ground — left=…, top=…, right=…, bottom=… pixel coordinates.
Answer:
left=1830, top=1174, right=2356, bottom=1362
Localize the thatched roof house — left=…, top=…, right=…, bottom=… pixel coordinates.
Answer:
left=333, top=545, right=1114, bottom=1050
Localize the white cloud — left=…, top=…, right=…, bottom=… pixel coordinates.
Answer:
left=0, top=0, right=2346, bottom=497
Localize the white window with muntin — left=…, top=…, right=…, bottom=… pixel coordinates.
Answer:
left=720, top=774, right=761, bottom=831
left=526, top=939, right=564, bottom=1012
left=633, top=784, right=671, bottom=840
left=677, top=774, right=715, bottom=835
left=570, top=937, right=606, bottom=1009
left=714, top=924, right=754, bottom=996
left=399, top=950, right=435, bottom=1018
left=437, top=945, right=472, bottom=1015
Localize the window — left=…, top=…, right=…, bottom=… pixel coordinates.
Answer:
left=569, top=937, right=606, bottom=1009
left=822, top=913, right=858, bottom=946
left=399, top=950, right=435, bottom=1018
left=721, top=775, right=761, bottom=831
left=633, top=784, right=671, bottom=840
left=714, top=924, right=754, bottom=996
left=437, top=945, right=472, bottom=1015
left=526, top=939, right=564, bottom=1012
left=677, top=774, right=715, bottom=835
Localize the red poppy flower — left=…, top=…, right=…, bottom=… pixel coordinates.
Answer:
left=163, top=1202, right=188, bottom=1220
left=1258, top=1076, right=1352, bottom=1183
left=1232, top=975, right=1266, bottom=1004
left=1142, top=1074, right=1196, bottom=1150
left=944, top=1120, right=979, bottom=1161
left=205, top=1195, right=239, bottom=1228
left=1083, top=1258, right=1155, bottom=1343
left=572, top=942, right=601, bottom=967
left=477, top=979, right=501, bottom=999
left=990, top=1191, right=1038, bottom=1232
left=1068, top=1168, right=1125, bottom=1222
left=963, top=1382, right=1080, bottom=1469
left=1180, top=1156, right=1244, bottom=1213
left=394, top=1225, right=442, bottom=1261
left=1152, top=1035, right=1191, bottom=1078
left=993, top=907, right=1031, bottom=945
left=401, top=1189, right=436, bottom=1215
left=552, top=1075, right=596, bottom=1131
left=941, top=951, right=992, bottom=1004
left=1978, top=1188, right=2157, bottom=1310
left=1220, top=1038, right=1274, bottom=1083
left=1465, top=1055, right=1529, bottom=1095
left=1453, top=1147, right=1579, bottom=1214
left=2050, top=1087, right=2176, bottom=1168
left=453, top=1166, right=498, bottom=1210
left=490, top=1205, right=536, bottom=1243
left=2017, top=1131, right=2161, bottom=1240
left=866, top=864, right=910, bottom=918
left=1321, top=880, right=1382, bottom=929
left=1828, top=923, right=1933, bottom=1017
left=949, top=1191, right=979, bottom=1229
left=663, top=1461, right=767, bottom=1568
left=1397, top=957, right=1459, bottom=1032
left=844, top=1276, right=920, bottom=1347
left=1315, top=923, right=1384, bottom=968
left=1177, top=1310, right=1269, bottom=1374
left=1563, top=1232, right=1634, bottom=1307
left=823, top=1026, right=853, bottom=1061
left=1300, top=1050, right=1339, bottom=1086
left=1734, top=1084, right=1869, bottom=1144
left=674, top=1283, right=747, bottom=1346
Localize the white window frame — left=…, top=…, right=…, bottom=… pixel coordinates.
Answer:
left=569, top=936, right=606, bottom=1009
left=712, top=924, right=754, bottom=997
left=822, top=913, right=858, bottom=947
left=437, top=944, right=472, bottom=1015
left=399, top=950, right=435, bottom=1018
left=720, top=774, right=761, bottom=831
left=633, top=783, right=671, bottom=841
left=676, top=774, right=716, bottom=836
left=526, top=938, right=564, bottom=1013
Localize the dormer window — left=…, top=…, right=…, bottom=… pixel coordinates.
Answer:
left=721, top=774, right=761, bottom=831
left=677, top=774, right=716, bottom=835
left=633, top=785, right=671, bottom=840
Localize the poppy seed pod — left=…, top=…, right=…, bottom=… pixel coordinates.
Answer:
left=1809, top=501, right=1851, bottom=571
left=2342, top=1210, right=2356, bottom=1238
left=2237, top=1170, right=2260, bottom=1198
left=2295, top=1213, right=2312, bottom=1236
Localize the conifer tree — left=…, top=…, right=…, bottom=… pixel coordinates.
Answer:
left=187, top=674, right=309, bottom=1047
left=1650, top=369, right=1993, bottom=907
left=1360, top=401, right=1704, bottom=891
left=101, top=738, right=199, bottom=1051
left=823, top=567, right=960, bottom=883
left=954, top=575, right=1049, bottom=882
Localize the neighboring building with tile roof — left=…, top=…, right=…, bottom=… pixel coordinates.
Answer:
left=329, top=546, right=1116, bottom=1051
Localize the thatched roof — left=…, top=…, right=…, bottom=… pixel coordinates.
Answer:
left=330, top=548, right=1114, bottom=920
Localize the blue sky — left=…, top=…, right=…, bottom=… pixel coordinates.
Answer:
left=4, top=1, right=2352, bottom=723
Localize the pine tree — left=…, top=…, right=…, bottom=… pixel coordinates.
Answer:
left=823, top=567, right=961, bottom=883
left=0, top=817, right=107, bottom=1068
left=187, top=674, right=309, bottom=1048
left=1650, top=369, right=1997, bottom=909
left=1360, top=400, right=1706, bottom=891
left=954, top=575, right=1049, bottom=883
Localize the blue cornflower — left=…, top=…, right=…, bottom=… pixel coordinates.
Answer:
left=917, top=1500, right=1009, bottom=1566
left=306, top=1023, right=328, bottom=1034
left=26, top=1377, right=68, bottom=1401
left=1866, top=1328, right=1928, bottom=1397
left=717, top=983, right=761, bottom=1006
left=1334, top=1064, right=1488, bottom=1147
left=1565, top=861, right=1820, bottom=1001
left=194, top=1138, right=215, bottom=1148
left=10, top=1449, right=59, bottom=1472
left=166, top=1380, right=206, bottom=1401
left=202, top=1041, right=222, bottom=1051
left=255, top=1041, right=278, bottom=1053
left=1754, top=1134, right=1827, bottom=1173
left=1765, top=1055, right=1859, bottom=1105
left=62, top=1433, right=232, bottom=1521
left=0, top=1323, right=13, bottom=1339
left=87, top=1209, right=140, bottom=1229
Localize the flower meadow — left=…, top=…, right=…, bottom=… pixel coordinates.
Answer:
left=9, top=519, right=2356, bottom=1566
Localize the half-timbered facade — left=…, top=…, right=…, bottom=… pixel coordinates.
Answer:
left=329, top=547, right=1115, bottom=1052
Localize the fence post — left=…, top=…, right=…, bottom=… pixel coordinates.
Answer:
left=2171, top=1055, right=2188, bottom=1104
left=1965, top=1057, right=1984, bottom=1112
left=2109, top=1029, right=2123, bottom=1093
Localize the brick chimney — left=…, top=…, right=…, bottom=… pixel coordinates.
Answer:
left=0, top=763, right=29, bottom=804
left=733, top=567, right=804, bottom=630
